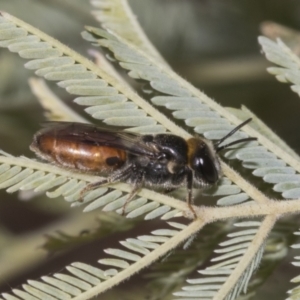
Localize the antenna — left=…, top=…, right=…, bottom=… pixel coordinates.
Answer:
left=214, top=118, right=257, bottom=152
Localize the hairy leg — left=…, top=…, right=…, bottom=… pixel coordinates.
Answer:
left=121, top=169, right=144, bottom=215
left=79, top=164, right=134, bottom=201
left=186, top=170, right=197, bottom=219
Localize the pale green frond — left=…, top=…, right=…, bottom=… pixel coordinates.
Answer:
left=0, top=12, right=183, bottom=135
left=226, top=106, right=300, bottom=160
left=28, top=77, right=88, bottom=122
left=144, top=222, right=231, bottom=300
left=0, top=220, right=206, bottom=300
left=260, top=21, right=300, bottom=55
left=174, top=218, right=276, bottom=300
left=287, top=228, right=300, bottom=300
left=225, top=107, right=300, bottom=199
left=259, top=36, right=300, bottom=93
left=167, top=177, right=251, bottom=207
left=82, top=27, right=247, bottom=137
left=203, top=179, right=252, bottom=207
left=0, top=153, right=189, bottom=219
left=225, top=106, right=300, bottom=200
left=90, top=0, right=166, bottom=64
left=223, top=135, right=300, bottom=201
left=221, top=54, right=300, bottom=199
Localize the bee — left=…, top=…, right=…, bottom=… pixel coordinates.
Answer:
left=30, top=118, right=255, bottom=217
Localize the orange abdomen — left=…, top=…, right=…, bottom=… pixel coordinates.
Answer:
left=31, top=134, right=127, bottom=173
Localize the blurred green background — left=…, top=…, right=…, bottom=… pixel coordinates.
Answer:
left=1, top=1, right=300, bottom=299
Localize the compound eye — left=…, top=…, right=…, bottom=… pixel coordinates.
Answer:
left=192, top=146, right=219, bottom=183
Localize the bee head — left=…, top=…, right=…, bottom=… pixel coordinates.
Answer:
left=187, top=138, right=221, bottom=184
left=188, top=118, right=256, bottom=185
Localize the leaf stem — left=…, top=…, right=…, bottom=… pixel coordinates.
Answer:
left=72, top=219, right=205, bottom=299
left=197, top=199, right=300, bottom=222
left=213, top=216, right=276, bottom=300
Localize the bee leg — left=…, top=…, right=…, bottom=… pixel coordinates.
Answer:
left=121, top=185, right=140, bottom=216
left=79, top=164, right=133, bottom=202
left=121, top=170, right=144, bottom=216
left=186, top=170, right=197, bottom=219
left=79, top=178, right=109, bottom=201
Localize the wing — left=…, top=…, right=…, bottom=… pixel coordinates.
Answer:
left=34, top=122, right=159, bottom=157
